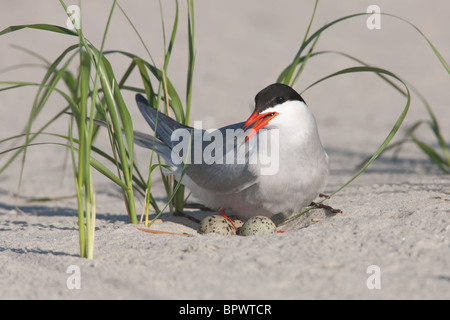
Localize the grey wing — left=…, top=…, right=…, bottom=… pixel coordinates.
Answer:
left=135, top=94, right=192, bottom=148
left=185, top=162, right=258, bottom=194
left=133, top=130, right=173, bottom=162
left=183, top=122, right=259, bottom=194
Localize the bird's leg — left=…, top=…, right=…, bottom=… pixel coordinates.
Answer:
left=218, top=206, right=238, bottom=232
left=310, top=202, right=343, bottom=214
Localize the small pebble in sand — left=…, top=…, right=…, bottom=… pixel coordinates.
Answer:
left=238, top=216, right=276, bottom=236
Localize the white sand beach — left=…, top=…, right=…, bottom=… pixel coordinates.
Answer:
left=0, top=0, right=449, bottom=299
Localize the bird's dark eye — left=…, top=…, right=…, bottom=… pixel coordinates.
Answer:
left=276, top=96, right=285, bottom=103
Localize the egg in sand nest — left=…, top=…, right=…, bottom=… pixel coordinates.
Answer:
left=198, top=215, right=239, bottom=235
left=238, top=216, right=277, bottom=236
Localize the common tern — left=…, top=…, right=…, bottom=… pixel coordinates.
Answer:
left=133, top=83, right=329, bottom=222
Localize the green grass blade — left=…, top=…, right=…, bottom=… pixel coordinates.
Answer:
left=10, top=44, right=51, bottom=66
left=135, top=58, right=156, bottom=105
left=410, top=135, right=449, bottom=173
left=0, top=24, right=77, bottom=37
left=290, top=33, right=320, bottom=87
left=28, top=45, right=79, bottom=123
left=116, top=2, right=156, bottom=65
left=281, top=0, right=319, bottom=85
left=185, top=0, right=195, bottom=125
left=68, top=119, right=86, bottom=258
left=118, top=60, right=137, bottom=88
left=160, top=0, right=179, bottom=70
left=381, top=13, right=449, bottom=73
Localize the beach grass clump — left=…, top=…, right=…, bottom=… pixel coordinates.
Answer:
left=0, top=0, right=195, bottom=258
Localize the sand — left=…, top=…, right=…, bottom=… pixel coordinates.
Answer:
left=0, top=0, right=449, bottom=299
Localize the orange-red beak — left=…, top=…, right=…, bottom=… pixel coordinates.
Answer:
left=242, top=111, right=279, bottom=142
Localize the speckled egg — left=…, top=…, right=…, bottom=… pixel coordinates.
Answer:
left=231, top=217, right=244, bottom=230
left=198, top=215, right=236, bottom=235
left=238, top=216, right=276, bottom=236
